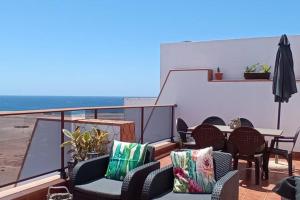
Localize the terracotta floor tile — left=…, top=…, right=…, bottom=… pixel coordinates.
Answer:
left=265, top=192, right=281, bottom=200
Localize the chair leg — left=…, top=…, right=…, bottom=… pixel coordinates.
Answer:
left=288, top=153, right=293, bottom=176
left=247, top=160, right=252, bottom=168
left=263, top=151, right=269, bottom=180
left=233, top=157, right=238, bottom=170
left=254, top=158, right=261, bottom=185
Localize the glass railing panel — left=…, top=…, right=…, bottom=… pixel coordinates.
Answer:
left=16, top=112, right=64, bottom=185
left=0, top=112, right=66, bottom=189
left=143, top=106, right=172, bottom=143
left=96, top=108, right=125, bottom=120
left=123, top=108, right=142, bottom=143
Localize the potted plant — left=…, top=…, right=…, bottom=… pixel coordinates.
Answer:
left=86, top=128, right=110, bottom=159
left=215, top=67, right=223, bottom=80
left=61, top=126, right=110, bottom=178
left=244, top=63, right=271, bottom=79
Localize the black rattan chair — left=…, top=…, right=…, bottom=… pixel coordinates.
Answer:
left=71, top=145, right=160, bottom=200
left=141, top=151, right=239, bottom=200
left=202, top=116, right=226, bottom=126
left=228, top=127, right=267, bottom=185
left=268, top=127, right=300, bottom=176
left=273, top=176, right=300, bottom=200
left=176, top=118, right=190, bottom=142
left=176, top=118, right=195, bottom=148
left=192, top=124, right=226, bottom=151
left=240, top=118, right=254, bottom=128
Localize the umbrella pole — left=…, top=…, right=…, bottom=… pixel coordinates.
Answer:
left=275, top=102, right=282, bottom=163
left=277, top=102, right=281, bottom=129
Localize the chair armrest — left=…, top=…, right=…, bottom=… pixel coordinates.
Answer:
left=212, top=170, right=239, bottom=200
left=277, top=139, right=294, bottom=143
left=270, top=138, right=294, bottom=152
left=178, top=131, right=192, bottom=134
left=272, top=137, right=294, bottom=144
left=279, top=136, right=295, bottom=139
left=121, top=161, right=160, bottom=200
left=141, top=165, right=174, bottom=200
left=71, top=155, right=110, bottom=186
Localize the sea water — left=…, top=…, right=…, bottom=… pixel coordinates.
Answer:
left=0, top=96, right=124, bottom=111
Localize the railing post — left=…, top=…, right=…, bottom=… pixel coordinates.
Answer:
left=60, top=111, right=67, bottom=179
left=140, top=107, right=144, bottom=144
left=171, top=106, right=174, bottom=142
left=94, top=109, right=98, bottom=119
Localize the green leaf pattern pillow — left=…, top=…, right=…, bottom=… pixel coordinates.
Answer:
left=171, top=147, right=216, bottom=193
left=105, top=140, right=148, bottom=181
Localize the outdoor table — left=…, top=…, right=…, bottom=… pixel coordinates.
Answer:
left=188, top=125, right=283, bottom=137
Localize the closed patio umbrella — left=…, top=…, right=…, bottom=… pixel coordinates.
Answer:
left=272, top=34, right=297, bottom=164
left=273, top=34, right=297, bottom=130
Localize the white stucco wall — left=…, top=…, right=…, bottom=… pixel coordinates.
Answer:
left=161, top=35, right=300, bottom=85
left=159, top=35, right=300, bottom=151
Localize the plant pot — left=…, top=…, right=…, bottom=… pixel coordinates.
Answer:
left=67, top=160, right=77, bottom=192
left=244, top=72, right=270, bottom=79
left=215, top=72, right=223, bottom=80
left=87, top=152, right=100, bottom=160
left=67, top=160, right=77, bottom=179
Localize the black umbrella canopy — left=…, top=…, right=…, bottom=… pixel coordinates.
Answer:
left=273, top=34, right=297, bottom=129
left=273, top=34, right=297, bottom=103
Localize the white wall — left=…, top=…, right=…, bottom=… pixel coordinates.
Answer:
left=159, top=35, right=300, bottom=151
left=161, top=35, right=300, bottom=85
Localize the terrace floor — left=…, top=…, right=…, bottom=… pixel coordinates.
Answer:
left=159, top=156, right=300, bottom=200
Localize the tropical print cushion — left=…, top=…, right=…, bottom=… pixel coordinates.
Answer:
left=105, top=140, right=148, bottom=181
left=171, top=147, right=216, bottom=193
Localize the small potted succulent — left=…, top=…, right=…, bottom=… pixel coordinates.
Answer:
left=215, top=67, right=223, bottom=80
left=244, top=63, right=271, bottom=79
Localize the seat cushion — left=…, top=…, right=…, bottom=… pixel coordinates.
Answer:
left=153, top=192, right=211, bottom=200
left=74, top=178, right=123, bottom=199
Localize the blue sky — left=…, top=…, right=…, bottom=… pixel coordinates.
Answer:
left=0, top=1, right=299, bottom=97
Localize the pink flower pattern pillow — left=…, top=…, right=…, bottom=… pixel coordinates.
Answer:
left=171, top=147, right=216, bottom=193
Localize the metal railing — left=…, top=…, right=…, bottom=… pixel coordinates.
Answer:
left=0, top=104, right=176, bottom=189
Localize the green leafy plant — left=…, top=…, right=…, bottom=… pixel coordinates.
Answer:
left=245, top=63, right=259, bottom=73
left=89, top=127, right=110, bottom=155
left=260, top=64, right=271, bottom=73
left=245, top=63, right=271, bottom=73
left=61, top=126, right=110, bottom=162
left=61, top=127, right=85, bottom=161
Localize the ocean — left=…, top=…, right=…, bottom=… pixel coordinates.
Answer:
left=0, top=96, right=124, bottom=111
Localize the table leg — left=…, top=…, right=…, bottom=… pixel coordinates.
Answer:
left=275, top=137, right=279, bottom=163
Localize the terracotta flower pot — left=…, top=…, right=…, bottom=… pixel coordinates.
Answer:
left=215, top=72, right=223, bottom=80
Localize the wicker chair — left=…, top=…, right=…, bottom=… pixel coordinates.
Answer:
left=192, top=124, right=226, bottom=151
left=202, top=116, right=226, bottom=126
left=228, top=127, right=267, bottom=185
left=240, top=118, right=254, bottom=128
left=176, top=118, right=195, bottom=148
left=141, top=151, right=239, bottom=200
left=71, top=146, right=160, bottom=200
left=268, top=127, right=300, bottom=176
